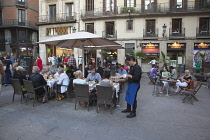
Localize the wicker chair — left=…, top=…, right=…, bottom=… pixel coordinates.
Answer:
left=74, top=83, right=95, bottom=111
left=11, top=79, right=26, bottom=104
left=96, top=85, right=116, bottom=114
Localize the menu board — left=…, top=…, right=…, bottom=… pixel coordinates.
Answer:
left=19, top=55, right=33, bottom=75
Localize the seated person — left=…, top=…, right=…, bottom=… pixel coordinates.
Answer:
left=41, top=66, right=51, bottom=79
left=100, top=74, right=114, bottom=91
left=28, top=66, right=47, bottom=103
left=13, top=66, right=27, bottom=86
left=174, top=70, right=192, bottom=95
left=117, top=65, right=127, bottom=76
left=66, top=65, right=75, bottom=78
left=160, top=66, right=170, bottom=93
left=73, top=71, right=87, bottom=85
left=149, top=66, right=160, bottom=83
left=96, top=66, right=104, bottom=79
left=86, top=68, right=102, bottom=83
left=169, top=66, right=178, bottom=80
left=54, top=68, right=70, bottom=101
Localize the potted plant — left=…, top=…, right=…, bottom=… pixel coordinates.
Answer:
left=120, top=7, right=136, bottom=13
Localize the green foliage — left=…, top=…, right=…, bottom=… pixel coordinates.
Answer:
left=126, top=50, right=146, bottom=60
left=158, top=51, right=170, bottom=64
left=120, top=7, right=136, bottom=13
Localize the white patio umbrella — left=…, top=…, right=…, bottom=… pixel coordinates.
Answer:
left=38, top=31, right=123, bottom=75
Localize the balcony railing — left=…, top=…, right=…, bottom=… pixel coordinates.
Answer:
left=102, top=30, right=117, bottom=39
left=81, top=1, right=210, bottom=18
left=16, top=0, right=27, bottom=7
left=1, top=19, right=37, bottom=29
left=196, top=27, right=210, bottom=38
left=37, top=13, right=77, bottom=24
left=143, top=29, right=158, bottom=38
left=169, top=28, right=185, bottom=38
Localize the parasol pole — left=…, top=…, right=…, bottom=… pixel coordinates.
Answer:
left=81, top=39, right=86, bottom=77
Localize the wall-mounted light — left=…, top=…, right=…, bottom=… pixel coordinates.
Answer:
left=128, top=9, right=131, bottom=19
left=73, top=27, right=76, bottom=33
left=198, top=42, right=208, bottom=48
left=171, top=42, right=181, bottom=48
left=146, top=42, right=155, bottom=48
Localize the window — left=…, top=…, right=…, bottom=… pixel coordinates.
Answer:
left=145, top=0, right=154, bottom=10
left=176, top=0, right=182, bottom=8
left=85, top=23, right=94, bottom=33
left=125, top=0, right=136, bottom=7
left=18, top=30, right=26, bottom=43
left=127, top=20, right=133, bottom=30
left=146, top=19, right=155, bottom=34
left=18, top=0, right=25, bottom=2
left=105, top=21, right=115, bottom=38
left=172, top=18, right=182, bottom=33
left=199, top=0, right=210, bottom=8
left=199, top=17, right=210, bottom=32
left=18, top=9, right=25, bottom=25
left=105, top=0, right=114, bottom=11
left=18, top=0, right=25, bottom=5
left=49, top=5, right=56, bottom=22
left=86, top=0, right=94, bottom=11
left=46, top=27, right=69, bottom=36
left=66, top=3, right=73, bottom=17
left=125, top=43, right=135, bottom=56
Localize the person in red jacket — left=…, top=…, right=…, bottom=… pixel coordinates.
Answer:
left=36, top=56, right=43, bottom=70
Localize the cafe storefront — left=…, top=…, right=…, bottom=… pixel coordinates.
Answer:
left=141, top=43, right=160, bottom=63
left=167, top=43, right=186, bottom=67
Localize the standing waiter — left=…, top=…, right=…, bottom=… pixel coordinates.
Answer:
left=121, top=56, right=142, bottom=118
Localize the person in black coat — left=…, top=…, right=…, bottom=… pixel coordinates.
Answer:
left=28, top=66, right=47, bottom=103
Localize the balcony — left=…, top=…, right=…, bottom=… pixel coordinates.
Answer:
left=169, top=28, right=185, bottom=39
left=143, top=29, right=158, bottom=39
left=81, top=1, right=210, bottom=19
left=102, top=30, right=117, bottom=40
left=196, top=28, right=210, bottom=39
left=37, top=13, right=77, bottom=25
left=0, top=19, right=37, bottom=30
left=16, top=0, right=27, bottom=8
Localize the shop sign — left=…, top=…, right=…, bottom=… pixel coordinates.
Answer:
left=167, top=43, right=186, bottom=50
left=142, top=43, right=159, bottom=53
left=194, top=43, right=210, bottom=49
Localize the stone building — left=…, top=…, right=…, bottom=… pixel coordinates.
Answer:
left=0, top=0, right=39, bottom=57
left=38, top=0, right=210, bottom=71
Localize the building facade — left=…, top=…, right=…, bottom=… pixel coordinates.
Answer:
left=0, top=0, right=39, bottom=57
left=38, top=0, right=210, bottom=71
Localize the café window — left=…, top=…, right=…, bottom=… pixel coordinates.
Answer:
left=105, top=21, right=115, bottom=38
left=145, top=0, right=154, bottom=10
left=146, top=19, right=155, bottom=34
left=85, top=23, right=94, bottom=33
left=86, top=0, right=94, bottom=11
left=124, top=0, right=136, bottom=7
left=49, top=5, right=56, bottom=22
left=127, top=20, right=133, bottom=30
left=105, top=0, right=115, bottom=11
left=199, top=17, right=210, bottom=33
left=172, top=18, right=182, bottom=33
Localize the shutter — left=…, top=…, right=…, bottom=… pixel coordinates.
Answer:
left=134, top=0, right=136, bottom=7
left=103, top=0, right=105, bottom=12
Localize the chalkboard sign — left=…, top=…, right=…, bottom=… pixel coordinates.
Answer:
left=19, top=55, right=33, bottom=75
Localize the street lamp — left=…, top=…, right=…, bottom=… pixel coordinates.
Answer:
left=128, top=9, right=131, bottom=19
left=73, top=27, right=76, bottom=33
left=162, top=24, right=167, bottom=37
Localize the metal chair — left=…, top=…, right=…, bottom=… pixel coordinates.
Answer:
left=74, top=83, right=95, bottom=111
left=11, top=79, right=26, bottom=104
left=147, top=72, right=155, bottom=84
left=182, top=81, right=202, bottom=104
left=96, top=85, right=116, bottom=114
left=23, top=80, right=47, bottom=107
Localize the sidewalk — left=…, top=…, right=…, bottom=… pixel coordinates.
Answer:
left=0, top=73, right=210, bottom=140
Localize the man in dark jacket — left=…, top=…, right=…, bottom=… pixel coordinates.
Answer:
left=29, top=66, right=47, bottom=103
left=121, top=56, right=142, bottom=118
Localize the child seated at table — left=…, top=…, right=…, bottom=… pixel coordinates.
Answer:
left=100, top=73, right=114, bottom=91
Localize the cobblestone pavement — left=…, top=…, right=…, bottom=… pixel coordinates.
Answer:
left=0, top=73, right=210, bottom=140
